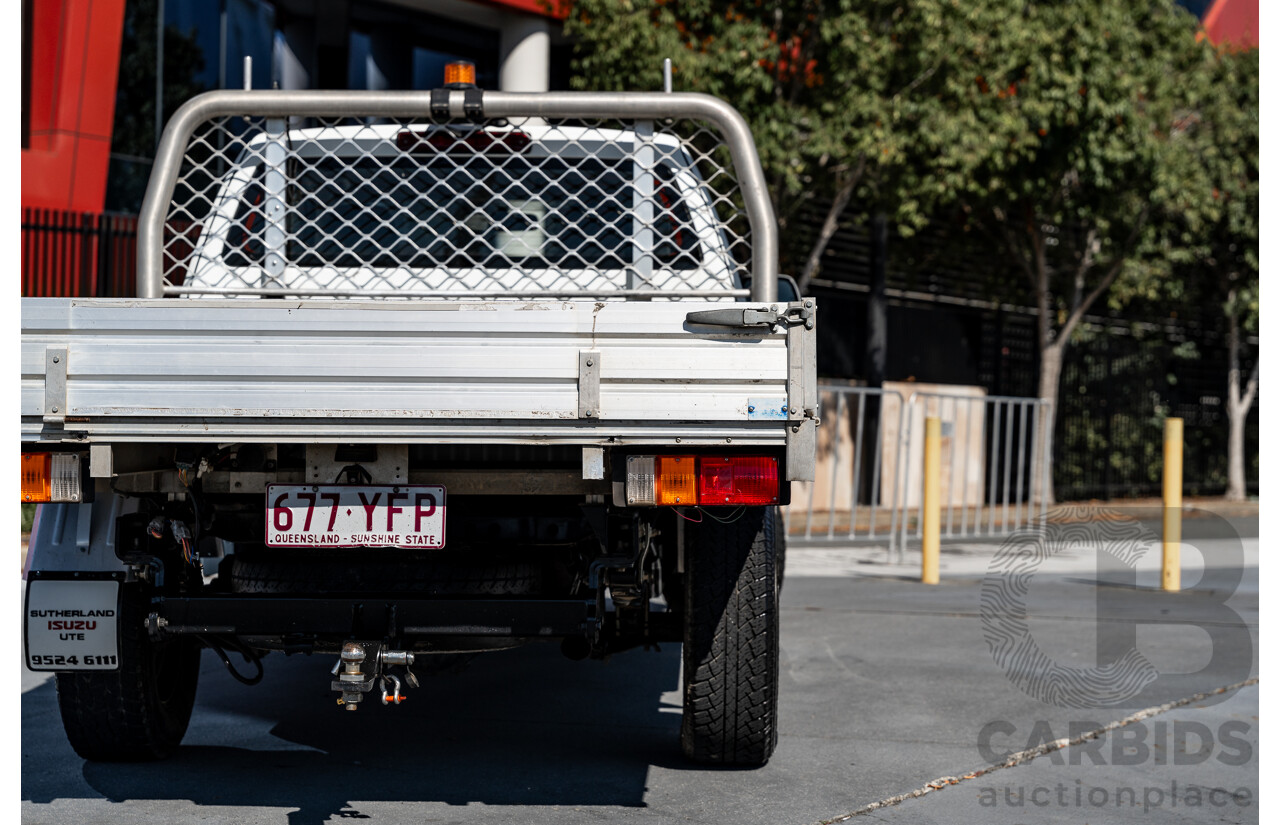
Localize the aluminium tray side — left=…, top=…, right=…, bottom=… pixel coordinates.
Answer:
left=22, top=298, right=793, bottom=449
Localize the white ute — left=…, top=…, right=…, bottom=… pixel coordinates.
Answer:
left=21, top=71, right=817, bottom=767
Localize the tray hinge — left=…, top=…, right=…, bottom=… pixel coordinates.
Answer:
left=44, top=347, right=67, bottom=427
left=579, top=350, right=601, bottom=419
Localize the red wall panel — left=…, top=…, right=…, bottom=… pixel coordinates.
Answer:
left=21, top=0, right=127, bottom=213
left=1203, top=0, right=1259, bottom=48
left=479, top=0, right=569, bottom=20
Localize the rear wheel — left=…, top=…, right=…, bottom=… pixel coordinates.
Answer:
left=55, top=585, right=200, bottom=762
left=681, top=507, right=780, bottom=765
left=773, top=505, right=787, bottom=593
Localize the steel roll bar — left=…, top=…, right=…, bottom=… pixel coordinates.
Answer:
left=137, top=90, right=779, bottom=302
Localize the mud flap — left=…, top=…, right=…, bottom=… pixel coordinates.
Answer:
left=24, top=573, right=123, bottom=671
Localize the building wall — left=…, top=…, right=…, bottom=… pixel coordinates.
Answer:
left=21, top=0, right=127, bottom=213
left=1203, top=0, right=1258, bottom=48
left=23, top=0, right=564, bottom=216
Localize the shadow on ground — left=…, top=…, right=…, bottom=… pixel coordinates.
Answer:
left=24, top=641, right=695, bottom=824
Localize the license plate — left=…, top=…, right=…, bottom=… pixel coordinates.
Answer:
left=26, top=579, right=121, bottom=671
left=266, top=485, right=446, bottom=548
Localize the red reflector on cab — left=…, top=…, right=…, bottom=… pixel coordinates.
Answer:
left=396, top=130, right=531, bottom=155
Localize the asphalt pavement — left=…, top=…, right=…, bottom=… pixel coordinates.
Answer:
left=21, top=512, right=1258, bottom=825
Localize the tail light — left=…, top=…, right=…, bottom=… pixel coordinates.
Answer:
left=697, top=456, right=778, bottom=505
left=21, top=453, right=82, bottom=503
left=625, top=455, right=778, bottom=506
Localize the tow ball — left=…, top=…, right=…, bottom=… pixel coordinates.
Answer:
left=331, top=642, right=418, bottom=710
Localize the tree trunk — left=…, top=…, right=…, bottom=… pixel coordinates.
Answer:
left=1226, top=404, right=1249, bottom=501
left=1027, top=232, right=1059, bottom=509
left=865, top=213, right=888, bottom=389
left=1032, top=340, right=1064, bottom=507
left=796, top=156, right=865, bottom=293
left=1225, top=299, right=1257, bottom=501
left=861, top=214, right=888, bottom=505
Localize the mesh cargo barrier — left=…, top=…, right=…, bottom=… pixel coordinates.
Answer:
left=160, top=115, right=752, bottom=299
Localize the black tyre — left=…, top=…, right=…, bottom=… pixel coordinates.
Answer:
left=773, top=505, right=787, bottom=594
left=228, top=550, right=541, bottom=596
left=681, top=507, right=780, bottom=766
left=55, top=585, right=200, bottom=762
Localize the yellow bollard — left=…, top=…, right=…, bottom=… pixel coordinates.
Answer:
left=1162, top=417, right=1183, bottom=592
left=922, top=417, right=941, bottom=585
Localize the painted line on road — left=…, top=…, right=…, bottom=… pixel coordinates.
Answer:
left=814, top=676, right=1260, bottom=824
left=782, top=605, right=1258, bottom=627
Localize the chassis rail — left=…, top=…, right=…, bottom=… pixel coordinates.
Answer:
left=149, top=596, right=683, bottom=645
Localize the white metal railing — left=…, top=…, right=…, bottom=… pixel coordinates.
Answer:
left=897, top=392, right=1054, bottom=555
left=786, top=386, right=1053, bottom=555
left=787, top=386, right=907, bottom=549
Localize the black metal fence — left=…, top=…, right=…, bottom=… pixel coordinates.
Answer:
left=21, top=209, right=138, bottom=298
left=801, top=208, right=1259, bottom=502
left=1055, top=322, right=1259, bottom=500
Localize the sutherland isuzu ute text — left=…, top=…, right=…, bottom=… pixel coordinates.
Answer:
left=21, top=71, right=817, bottom=766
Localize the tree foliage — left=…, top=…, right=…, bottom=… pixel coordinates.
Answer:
left=566, top=2, right=1219, bottom=292
left=1186, top=46, right=1258, bottom=329
left=911, top=1, right=1216, bottom=331
left=565, top=0, right=953, bottom=279
left=898, top=1, right=1238, bottom=501
left=1177, top=46, right=1259, bottom=499
left=566, top=1, right=1252, bottom=500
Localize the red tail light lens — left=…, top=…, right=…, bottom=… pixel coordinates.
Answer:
left=697, top=456, right=779, bottom=505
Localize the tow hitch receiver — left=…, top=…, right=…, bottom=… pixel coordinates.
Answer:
left=332, top=642, right=417, bottom=710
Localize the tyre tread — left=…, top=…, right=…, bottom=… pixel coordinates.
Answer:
left=681, top=507, right=780, bottom=765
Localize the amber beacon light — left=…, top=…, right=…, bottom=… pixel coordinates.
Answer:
left=443, top=60, right=477, bottom=88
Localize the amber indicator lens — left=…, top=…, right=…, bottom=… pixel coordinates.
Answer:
left=20, top=453, right=81, bottom=503
left=443, top=61, right=476, bottom=86
left=21, top=454, right=51, bottom=503
left=655, top=455, right=697, bottom=505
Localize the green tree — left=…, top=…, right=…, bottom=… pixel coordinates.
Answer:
left=903, top=0, right=1217, bottom=502
left=567, top=0, right=1227, bottom=504
left=564, top=0, right=944, bottom=285
left=1176, top=47, right=1258, bottom=499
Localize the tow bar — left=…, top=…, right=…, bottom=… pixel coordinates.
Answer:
left=332, top=642, right=419, bottom=710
